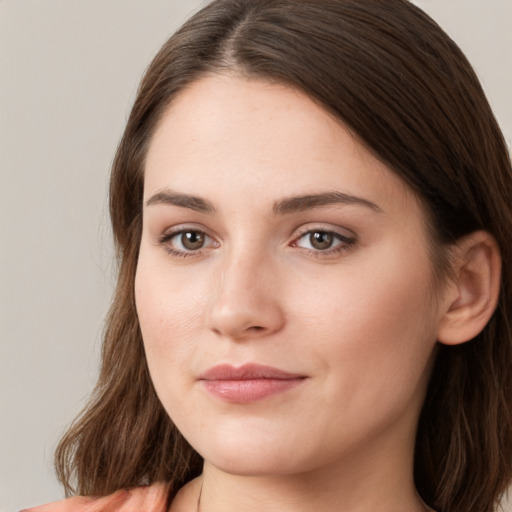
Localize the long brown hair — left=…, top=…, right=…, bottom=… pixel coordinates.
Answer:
left=55, top=1, right=512, bottom=511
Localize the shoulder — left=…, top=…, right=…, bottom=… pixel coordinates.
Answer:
left=21, top=482, right=170, bottom=512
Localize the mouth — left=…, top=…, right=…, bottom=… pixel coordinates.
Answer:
left=199, top=363, right=307, bottom=404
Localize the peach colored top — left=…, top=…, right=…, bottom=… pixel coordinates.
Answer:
left=21, top=483, right=170, bottom=512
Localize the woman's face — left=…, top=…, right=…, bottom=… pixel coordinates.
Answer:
left=136, top=74, right=445, bottom=477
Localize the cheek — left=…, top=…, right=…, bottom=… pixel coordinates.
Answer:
left=134, top=252, right=206, bottom=382
left=284, top=250, right=438, bottom=447
left=289, top=240, right=438, bottom=384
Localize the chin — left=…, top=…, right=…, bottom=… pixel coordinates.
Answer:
left=191, top=429, right=324, bottom=478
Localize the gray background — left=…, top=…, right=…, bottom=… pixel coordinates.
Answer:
left=1, top=1, right=510, bottom=511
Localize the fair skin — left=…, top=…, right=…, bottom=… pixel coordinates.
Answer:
left=135, top=74, right=499, bottom=512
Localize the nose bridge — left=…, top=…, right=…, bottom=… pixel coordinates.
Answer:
left=221, top=241, right=263, bottom=291
left=208, top=240, right=284, bottom=339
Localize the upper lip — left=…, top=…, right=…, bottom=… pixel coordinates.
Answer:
left=199, top=363, right=305, bottom=381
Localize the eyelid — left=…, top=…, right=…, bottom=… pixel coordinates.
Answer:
left=157, top=222, right=215, bottom=240
left=291, top=223, right=356, bottom=241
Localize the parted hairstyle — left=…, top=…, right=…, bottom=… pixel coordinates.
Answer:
left=55, top=1, right=512, bottom=511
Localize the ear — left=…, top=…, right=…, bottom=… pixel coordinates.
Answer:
left=437, top=231, right=501, bottom=346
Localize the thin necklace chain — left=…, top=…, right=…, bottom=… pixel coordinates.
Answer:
left=196, top=481, right=202, bottom=512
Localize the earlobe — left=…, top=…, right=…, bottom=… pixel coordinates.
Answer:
left=437, top=231, right=501, bottom=346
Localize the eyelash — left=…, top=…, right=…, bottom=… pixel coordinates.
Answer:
left=157, top=227, right=356, bottom=259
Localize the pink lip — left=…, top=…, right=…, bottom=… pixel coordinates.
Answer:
left=199, top=363, right=306, bottom=404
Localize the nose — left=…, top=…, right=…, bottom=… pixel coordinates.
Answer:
left=207, top=251, right=285, bottom=341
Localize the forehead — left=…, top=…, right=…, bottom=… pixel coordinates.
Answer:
left=143, top=74, right=417, bottom=215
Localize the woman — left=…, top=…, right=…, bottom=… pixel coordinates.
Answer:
left=24, top=1, right=512, bottom=511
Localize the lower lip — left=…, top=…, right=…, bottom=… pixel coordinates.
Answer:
left=202, top=378, right=304, bottom=404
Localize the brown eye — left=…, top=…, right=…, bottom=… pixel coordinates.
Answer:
left=160, top=229, right=216, bottom=255
left=179, top=231, right=206, bottom=250
left=293, top=228, right=355, bottom=256
left=309, top=231, right=334, bottom=250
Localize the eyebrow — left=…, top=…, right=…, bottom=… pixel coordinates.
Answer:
left=273, top=191, right=382, bottom=214
left=145, top=189, right=382, bottom=215
left=145, top=189, right=215, bottom=213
